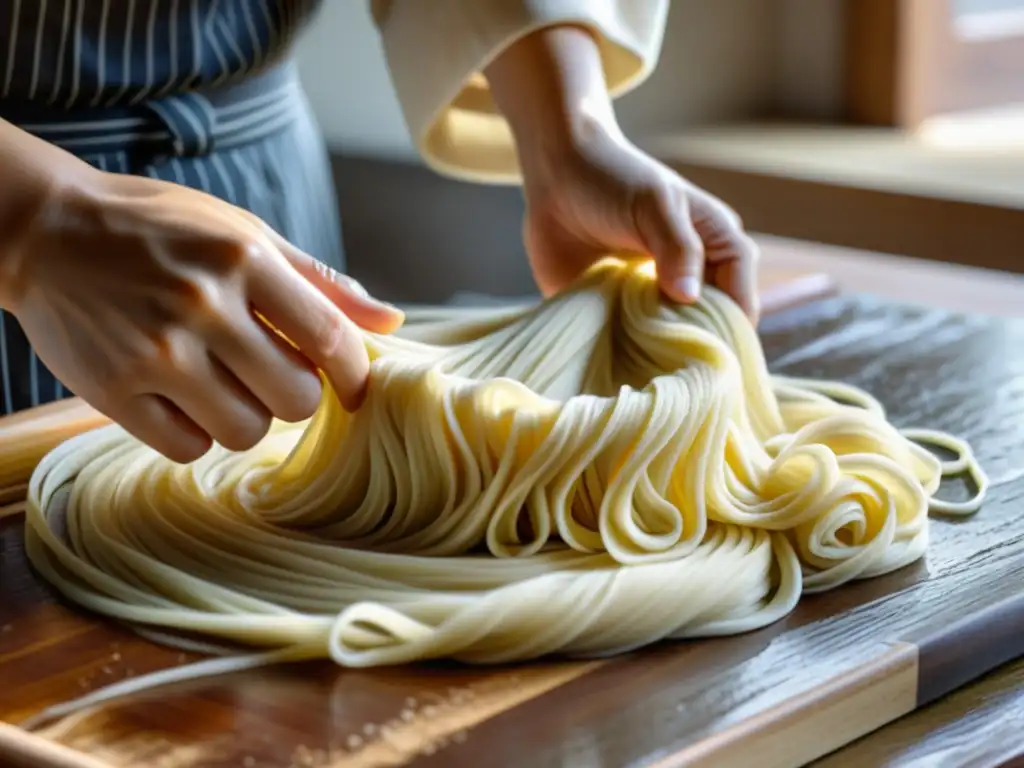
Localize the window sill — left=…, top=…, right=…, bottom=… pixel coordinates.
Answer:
left=643, top=122, right=1024, bottom=210
left=644, top=122, right=1024, bottom=273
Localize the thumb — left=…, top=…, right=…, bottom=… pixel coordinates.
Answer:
left=278, top=241, right=405, bottom=335
left=634, top=189, right=705, bottom=304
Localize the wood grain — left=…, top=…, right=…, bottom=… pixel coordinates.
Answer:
left=650, top=643, right=919, bottom=768
left=0, top=399, right=107, bottom=494
left=654, top=160, right=1024, bottom=277
left=843, top=0, right=1024, bottom=128
left=843, top=0, right=906, bottom=126
left=0, top=722, right=111, bottom=768
left=817, top=657, right=1024, bottom=767
left=2, top=291, right=1022, bottom=767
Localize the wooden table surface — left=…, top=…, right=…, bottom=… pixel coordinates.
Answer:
left=2, top=257, right=1023, bottom=767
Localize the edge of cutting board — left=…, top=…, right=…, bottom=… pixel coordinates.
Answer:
left=2, top=595, right=1021, bottom=768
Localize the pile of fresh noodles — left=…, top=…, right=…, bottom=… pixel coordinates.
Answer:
left=22, top=258, right=986, bottom=724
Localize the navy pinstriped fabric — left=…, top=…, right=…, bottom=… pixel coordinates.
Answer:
left=0, top=0, right=343, bottom=415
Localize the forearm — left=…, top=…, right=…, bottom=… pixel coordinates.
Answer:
left=0, top=120, right=90, bottom=309
left=484, top=26, right=618, bottom=180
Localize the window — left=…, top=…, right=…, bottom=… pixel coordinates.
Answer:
left=845, top=0, right=1024, bottom=128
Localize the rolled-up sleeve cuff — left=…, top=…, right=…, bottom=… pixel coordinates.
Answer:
left=372, top=0, right=669, bottom=183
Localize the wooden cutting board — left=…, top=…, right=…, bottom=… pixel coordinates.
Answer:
left=11, top=275, right=1022, bottom=768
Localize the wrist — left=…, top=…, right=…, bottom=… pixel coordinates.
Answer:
left=485, top=25, right=620, bottom=181
left=0, top=122, right=101, bottom=311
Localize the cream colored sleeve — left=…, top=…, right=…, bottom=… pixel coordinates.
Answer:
left=369, top=0, right=669, bottom=184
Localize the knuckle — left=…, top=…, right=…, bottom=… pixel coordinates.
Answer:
left=309, top=313, right=352, bottom=362
left=636, top=185, right=701, bottom=257
left=217, top=236, right=261, bottom=271
left=677, top=233, right=705, bottom=261
left=177, top=278, right=225, bottom=318
left=739, top=232, right=761, bottom=262
left=100, top=340, right=173, bottom=391
left=146, top=327, right=193, bottom=370
left=219, top=410, right=272, bottom=452
left=279, top=400, right=318, bottom=425
left=166, top=235, right=261, bottom=301
left=104, top=330, right=199, bottom=394
left=340, top=274, right=369, bottom=298
left=168, top=440, right=210, bottom=465
left=278, top=376, right=323, bottom=423
left=639, top=185, right=665, bottom=207
left=632, top=186, right=663, bottom=222
left=718, top=203, right=744, bottom=231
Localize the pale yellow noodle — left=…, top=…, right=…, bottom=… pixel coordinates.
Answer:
left=21, top=259, right=987, bottom=728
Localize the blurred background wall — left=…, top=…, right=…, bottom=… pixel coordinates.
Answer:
left=292, top=0, right=1024, bottom=302
left=298, top=0, right=846, bottom=156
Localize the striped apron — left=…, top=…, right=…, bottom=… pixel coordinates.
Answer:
left=0, top=0, right=343, bottom=415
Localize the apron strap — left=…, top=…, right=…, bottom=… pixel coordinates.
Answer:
left=1, top=61, right=300, bottom=164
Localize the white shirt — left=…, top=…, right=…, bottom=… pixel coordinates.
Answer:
left=370, top=0, right=669, bottom=184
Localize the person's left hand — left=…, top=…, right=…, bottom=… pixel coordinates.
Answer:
left=484, top=25, right=760, bottom=322
left=519, top=119, right=760, bottom=322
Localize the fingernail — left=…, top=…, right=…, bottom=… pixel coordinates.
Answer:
left=339, top=376, right=370, bottom=412
left=678, top=276, right=701, bottom=301
left=376, top=298, right=403, bottom=316
left=342, top=275, right=370, bottom=299
left=342, top=276, right=403, bottom=317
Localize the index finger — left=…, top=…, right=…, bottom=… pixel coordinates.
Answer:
left=710, top=232, right=761, bottom=323
left=246, top=249, right=371, bottom=411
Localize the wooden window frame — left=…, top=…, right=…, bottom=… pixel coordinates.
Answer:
left=845, top=0, right=1024, bottom=128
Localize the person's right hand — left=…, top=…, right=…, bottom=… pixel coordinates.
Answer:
left=1, top=167, right=403, bottom=463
